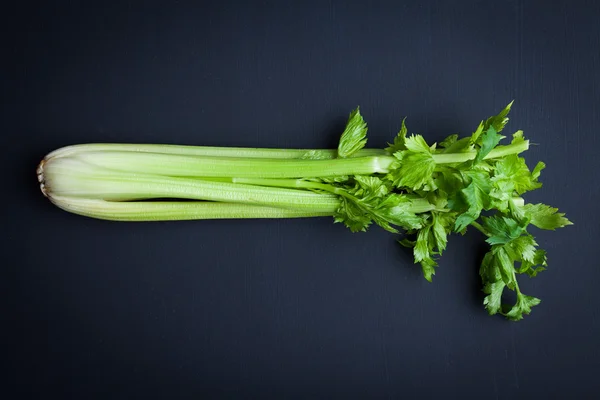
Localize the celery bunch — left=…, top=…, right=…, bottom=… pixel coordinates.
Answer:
left=38, top=103, right=571, bottom=320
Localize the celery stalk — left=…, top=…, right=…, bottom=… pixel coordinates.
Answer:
left=48, top=195, right=335, bottom=222
left=40, top=156, right=341, bottom=211
left=45, top=143, right=386, bottom=160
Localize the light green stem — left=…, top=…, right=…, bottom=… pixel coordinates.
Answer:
left=65, top=151, right=394, bottom=179
left=206, top=177, right=437, bottom=214
left=48, top=195, right=335, bottom=222
left=431, top=141, right=529, bottom=164
left=470, top=221, right=489, bottom=236
left=46, top=143, right=386, bottom=160
left=44, top=141, right=528, bottom=181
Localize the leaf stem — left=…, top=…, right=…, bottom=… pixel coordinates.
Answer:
left=470, top=221, right=489, bottom=236
left=64, top=151, right=395, bottom=179
left=432, top=141, right=529, bottom=164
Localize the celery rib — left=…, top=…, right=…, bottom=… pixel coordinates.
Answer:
left=46, top=143, right=386, bottom=160
left=43, top=142, right=529, bottom=186
left=218, top=177, right=438, bottom=213
left=48, top=196, right=336, bottom=222
left=68, top=151, right=395, bottom=179
left=431, top=141, right=529, bottom=164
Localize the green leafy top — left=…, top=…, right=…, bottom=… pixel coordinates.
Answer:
left=337, top=107, right=368, bottom=158
left=484, top=100, right=513, bottom=133
left=387, top=134, right=437, bottom=191
left=385, top=118, right=408, bottom=153
left=328, top=101, right=572, bottom=321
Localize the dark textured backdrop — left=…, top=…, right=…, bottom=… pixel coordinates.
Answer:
left=4, top=0, right=600, bottom=398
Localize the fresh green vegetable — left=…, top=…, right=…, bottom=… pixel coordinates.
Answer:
left=37, top=102, right=572, bottom=320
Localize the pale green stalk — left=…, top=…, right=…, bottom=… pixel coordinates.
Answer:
left=199, top=177, right=438, bottom=214
left=43, top=140, right=529, bottom=180
left=60, top=151, right=395, bottom=179
left=40, top=157, right=340, bottom=211
left=48, top=196, right=335, bottom=222
left=45, top=143, right=385, bottom=160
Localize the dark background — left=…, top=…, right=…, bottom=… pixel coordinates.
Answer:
left=4, top=0, right=600, bottom=398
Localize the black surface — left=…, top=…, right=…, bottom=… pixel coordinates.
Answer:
left=5, top=1, right=600, bottom=398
